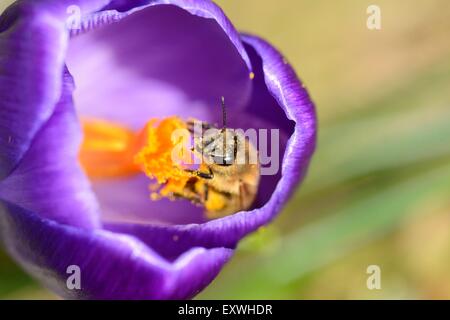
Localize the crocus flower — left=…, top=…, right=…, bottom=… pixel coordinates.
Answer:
left=0, top=0, right=316, bottom=299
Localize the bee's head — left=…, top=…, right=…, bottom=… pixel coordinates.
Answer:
left=196, top=128, right=237, bottom=166
left=192, top=97, right=243, bottom=166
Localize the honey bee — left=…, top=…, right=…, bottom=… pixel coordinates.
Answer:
left=174, top=97, right=260, bottom=218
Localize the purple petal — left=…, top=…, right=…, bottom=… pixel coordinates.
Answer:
left=66, top=2, right=252, bottom=129
left=0, top=200, right=232, bottom=299
left=103, top=0, right=252, bottom=70
left=0, top=2, right=66, bottom=179
left=93, top=174, right=207, bottom=225
left=106, top=34, right=317, bottom=258
left=0, top=71, right=100, bottom=229
left=0, top=0, right=115, bottom=179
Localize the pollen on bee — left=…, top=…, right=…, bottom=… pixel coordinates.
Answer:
left=150, top=192, right=162, bottom=201
left=204, top=189, right=227, bottom=219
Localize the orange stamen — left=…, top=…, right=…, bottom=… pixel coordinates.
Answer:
left=79, top=116, right=195, bottom=197
left=79, top=118, right=140, bottom=178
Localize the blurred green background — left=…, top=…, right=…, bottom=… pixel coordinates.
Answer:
left=1, top=0, right=450, bottom=299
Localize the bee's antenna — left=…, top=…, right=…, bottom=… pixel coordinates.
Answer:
left=221, top=96, right=226, bottom=130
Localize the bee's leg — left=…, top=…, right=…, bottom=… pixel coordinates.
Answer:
left=238, top=179, right=246, bottom=210
left=203, top=183, right=209, bottom=202
left=172, top=187, right=202, bottom=204
left=185, top=167, right=214, bottom=180
left=173, top=192, right=203, bottom=205
left=197, top=169, right=214, bottom=179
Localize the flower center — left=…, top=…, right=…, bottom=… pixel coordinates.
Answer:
left=79, top=117, right=229, bottom=218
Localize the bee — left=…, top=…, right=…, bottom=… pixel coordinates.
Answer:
left=174, top=97, right=261, bottom=218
